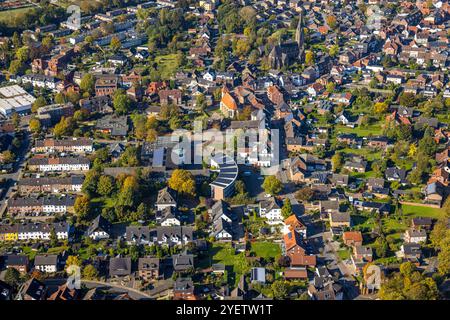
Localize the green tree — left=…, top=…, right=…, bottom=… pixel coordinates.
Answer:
left=29, top=118, right=41, bottom=134
left=399, top=92, right=417, bottom=108
left=32, top=96, right=47, bottom=113
left=65, top=255, right=81, bottom=270
left=82, top=264, right=99, bottom=280
left=331, top=152, right=344, bottom=172
left=49, top=227, right=58, bottom=247
left=379, top=262, right=439, bottom=300
left=305, top=50, right=315, bottom=66
left=53, top=116, right=75, bottom=138
left=97, top=175, right=115, bottom=197
left=82, top=169, right=100, bottom=197
left=281, top=198, right=293, bottom=219
left=113, top=91, right=132, bottom=115
left=271, top=280, right=288, bottom=299
left=110, top=36, right=122, bottom=52
left=4, top=268, right=21, bottom=288
left=262, top=176, right=283, bottom=195
left=1, top=150, right=15, bottom=163
left=80, top=73, right=95, bottom=95
left=74, top=195, right=91, bottom=220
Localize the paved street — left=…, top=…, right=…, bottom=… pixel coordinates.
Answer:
left=0, top=128, right=31, bottom=218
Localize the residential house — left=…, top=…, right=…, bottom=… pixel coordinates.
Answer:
left=87, top=215, right=112, bottom=240
left=173, top=277, right=196, bottom=300
left=343, top=231, right=363, bottom=247
left=172, top=254, right=194, bottom=273
left=259, top=197, right=283, bottom=225
left=16, top=278, right=47, bottom=300
left=404, top=228, right=427, bottom=243
left=109, top=257, right=132, bottom=279
left=34, top=255, right=59, bottom=273
left=138, top=257, right=161, bottom=282
left=156, top=187, right=178, bottom=211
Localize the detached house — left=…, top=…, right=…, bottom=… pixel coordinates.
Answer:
left=172, top=254, right=194, bottom=273
left=87, top=215, right=112, bottom=240
left=156, top=187, right=178, bottom=211
left=34, top=255, right=59, bottom=273
left=259, top=197, right=283, bottom=225
left=404, top=228, right=427, bottom=243
left=138, top=257, right=161, bottom=282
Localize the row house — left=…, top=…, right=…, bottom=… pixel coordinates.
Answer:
left=156, top=226, right=193, bottom=246
left=0, top=221, right=71, bottom=242
left=22, top=74, right=61, bottom=92
left=8, top=196, right=77, bottom=215
left=18, top=175, right=84, bottom=194
left=28, top=156, right=90, bottom=172
left=33, top=138, right=93, bottom=154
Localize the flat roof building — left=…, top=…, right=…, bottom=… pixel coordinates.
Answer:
left=0, top=85, right=36, bottom=117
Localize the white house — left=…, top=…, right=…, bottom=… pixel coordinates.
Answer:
left=160, top=207, right=181, bottom=227
left=259, top=197, right=283, bottom=225
left=87, top=215, right=111, bottom=241
left=404, top=228, right=427, bottom=243
left=17, top=222, right=70, bottom=241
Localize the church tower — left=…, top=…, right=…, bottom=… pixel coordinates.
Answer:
left=295, top=10, right=305, bottom=63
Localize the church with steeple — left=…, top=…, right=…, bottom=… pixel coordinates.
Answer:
left=268, top=11, right=305, bottom=69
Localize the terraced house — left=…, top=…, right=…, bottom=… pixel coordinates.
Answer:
left=33, top=138, right=94, bottom=154
left=8, top=196, right=77, bottom=215
left=18, top=176, right=84, bottom=194
left=28, top=157, right=90, bottom=172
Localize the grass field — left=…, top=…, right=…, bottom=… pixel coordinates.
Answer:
left=155, top=54, right=179, bottom=80
left=250, top=242, right=281, bottom=260
left=335, top=124, right=383, bottom=137
left=198, top=243, right=250, bottom=287
left=0, top=7, right=35, bottom=22
left=340, top=147, right=382, bottom=162
left=401, top=204, right=445, bottom=219
left=338, top=248, right=351, bottom=260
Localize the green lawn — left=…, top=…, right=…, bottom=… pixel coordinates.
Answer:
left=340, top=147, right=382, bottom=162
left=0, top=7, right=35, bottom=22
left=154, top=54, right=179, bottom=80
left=198, top=243, right=250, bottom=288
left=250, top=241, right=281, bottom=260
left=338, top=248, right=351, bottom=260
left=401, top=204, right=445, bottom=219
left=336, top=124, right=383, bottom=137
left=22, top=246, right=37, bottom=261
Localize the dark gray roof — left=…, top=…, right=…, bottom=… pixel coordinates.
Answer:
left=172, top=254, right=194, bottom=272
left=87, top=215, right=111, bottom=236
left=34, top=254, right=58, bottom=266
left=156, top=187, right=177, bottom=206
left=109, top=257, right=132, bottom=277
left=125, top=226, right=151, bottom=243
left=138, top=257, right=160, bottom=271
left=2, top=254, right=29, bottom=266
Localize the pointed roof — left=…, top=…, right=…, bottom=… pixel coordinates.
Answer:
left=156, top=187, right=177, bottom=206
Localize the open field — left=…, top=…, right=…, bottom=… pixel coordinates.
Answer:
left=198, top=243, right=250, bottom=287
left=0, top=7, right=35, bottom=22
left=401, top=204, right=445, bottom=219
left=154, top=54, right=179, bottom=80
left=250, top=241, right=281, bottom=260
left=335, top=124, right=383, bottom=137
